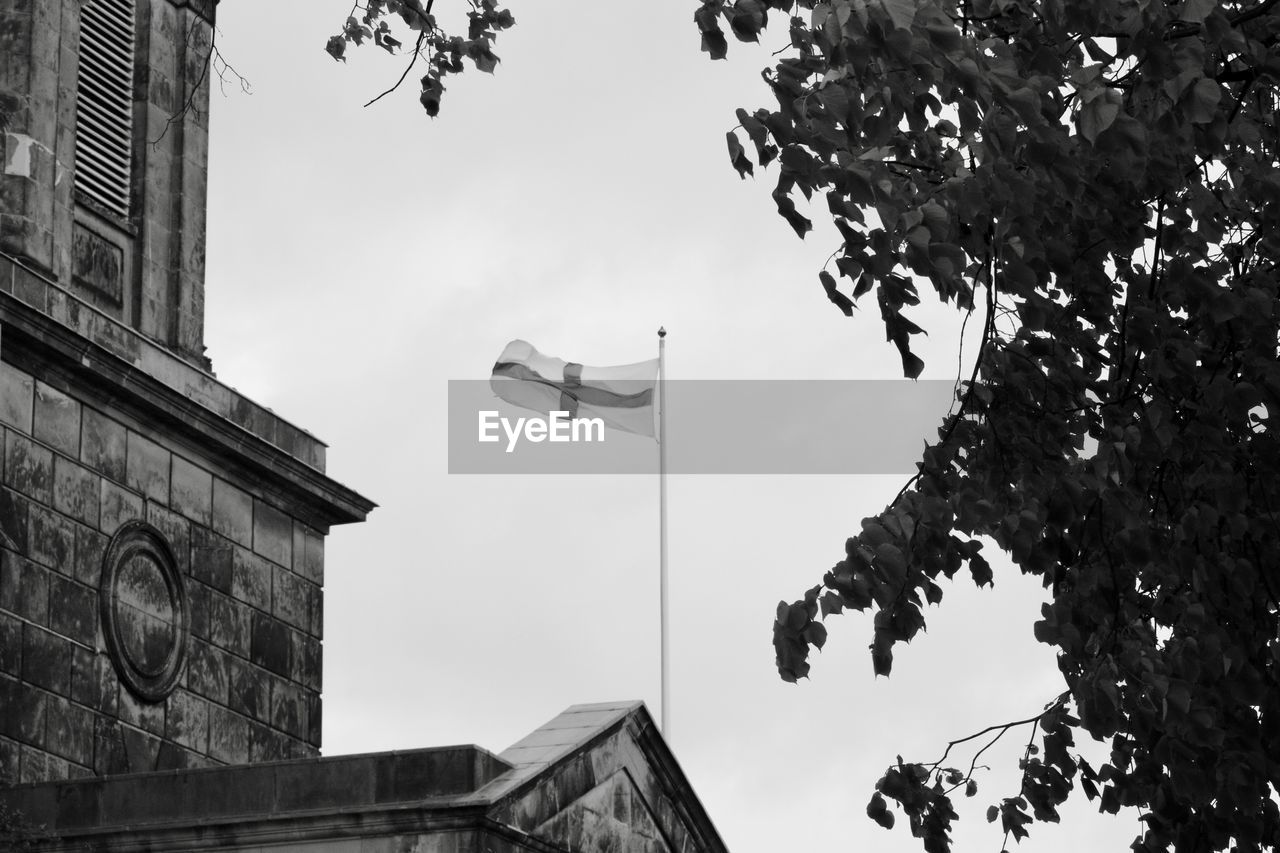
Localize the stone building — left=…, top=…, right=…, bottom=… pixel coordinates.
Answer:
left=0, top=1, right=728, bottom=850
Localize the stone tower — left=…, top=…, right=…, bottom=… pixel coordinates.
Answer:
left=0, top=0, right=374, bottom=783
left=0, top=5, right=733, bottom=850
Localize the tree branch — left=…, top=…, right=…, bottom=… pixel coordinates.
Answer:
left=1230, top=0, right=1280, bottom=26
left=364, top=27, right=429, bottom=108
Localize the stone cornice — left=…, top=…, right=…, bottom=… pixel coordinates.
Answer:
left=0, top=254, right=375, bottom=529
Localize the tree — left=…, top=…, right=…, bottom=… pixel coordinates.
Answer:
left=332, top=1, right=1280, bottom=851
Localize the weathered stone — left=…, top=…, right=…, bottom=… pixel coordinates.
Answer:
left=226, top=657, right=268, bottom=720
left=119, top=725, right=161, bottom=773
left=231, top=545, right=270, bottom=611
left=1, top=551, right=49, bottom=625
left=145, top=501, right=189, bottom=572
left=310, top=587, right=324, bottom=642
left=44, top=693, right=93, bottom=765
left=291, top=522, right=305, bottom=580
left=117, top=688, right=165, bottom=736
left=0, top=360, right=34, bottom=433
left=0, top=610, right=22, bottom=676
left=65, top=761, right=94, bottom=779
left=71, top=221, right=123, bottom=303
left=0, top=486, right=30, bottom=552
left=52, top=454, right=99, bottom=526
left=208, top=592, right=250, bottom=658
left=300, top=523, right=325, bottom=585
left=185, top=638, right=226, bottom=702
left=250, top=611, right=291, bottom=678
left=7, top=269, right=46, bottom=320
left=125, top=431, right=169, bottom=504
left=272, top=565, right=311, bottom=633
left=252, top=498, right=291, bottom=567
left=47, top=573, right=95, bottom=647
left=71, top=647, right=118, bottom=714
left=4, top=429, right=53, bottom=503
left=297, top=631, right=322, bottom=693
left=80, top=407, right=126, bottom=482
left=269, top=677, right=306, bottom=741
left=165, top=690, right=209, bottom=753
left=188, top=580, right=210, bottom=640
left=33, top=381, right=80, bottom=457
left=21, top=623, right=72, bottom=694
left=207, top=705, right=249, bottom=764
left=191, top=535, right=232, bottom=592
left=0, top=735, right=18, bottom=785
left=99, top=480, right=144, bottom=535
left=306, top=692, right=322, bottom=747
left=157, top=740, right=217, bottom=771
left=169, top=454, right=211, bottom=526
left=28, top=503, right=73, bottom=572
left=72, top=523, right=107, bottom=586
left=0, top=677, right=45, bottom=746
left=20, top=747, right=63, bottom=783
left=92, top=716, right=129, bottom=775
left=210, top=477, right=251, bottom=546
left=247, top=720, right=289, bottom=763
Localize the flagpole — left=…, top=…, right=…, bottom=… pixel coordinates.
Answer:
left=657, top=326, right=669, bottom=738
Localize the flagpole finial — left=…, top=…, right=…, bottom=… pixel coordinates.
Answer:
left=658, top=327, right=666, bottom=338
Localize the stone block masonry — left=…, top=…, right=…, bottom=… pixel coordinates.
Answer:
left=0, top=291, right=372, bottom=784
left=0, top=359, right=325, bottom=780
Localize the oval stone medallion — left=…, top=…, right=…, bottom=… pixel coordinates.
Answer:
left=100, top=521, right=188, bottom=701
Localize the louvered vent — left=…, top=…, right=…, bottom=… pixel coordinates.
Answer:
left=75, top=0, right=136, bottom=220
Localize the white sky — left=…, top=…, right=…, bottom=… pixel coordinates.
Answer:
left=204, top=3, right=1139, bottom=851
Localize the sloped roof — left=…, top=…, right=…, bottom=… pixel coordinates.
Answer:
left=0, top=701, right=728, bottom=853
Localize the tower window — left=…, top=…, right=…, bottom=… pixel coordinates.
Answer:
left=74, top=0, right=137, bottom=220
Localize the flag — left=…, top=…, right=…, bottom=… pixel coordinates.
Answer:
left=490, top=340, right=658, bottom=438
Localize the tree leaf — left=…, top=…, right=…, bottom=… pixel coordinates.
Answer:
left=701, top=27, right=728, bottom=60
left=1184, top=78, right=1221, bottom=124
left=1077, top=94, right=1119, bottom=143
left=726, top=131, right=754, bottom=178
left=820, top=271, right=855, bottom=316
left=1179, top=0, right=1215, bottom=22
left=880, top=0, right=916, bottom=29
left=867, top=792, right=896, bottom=829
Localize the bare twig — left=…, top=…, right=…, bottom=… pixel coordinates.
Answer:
left=152, top=22, right=250, bottom=146
left=361, top=0, right=437, bottom=108
left=364, top=27, right=429, bottom=108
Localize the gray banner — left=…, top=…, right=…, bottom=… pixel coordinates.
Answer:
left=448, top=380, right=958, bottom=474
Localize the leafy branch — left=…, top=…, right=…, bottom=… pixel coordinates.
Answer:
left=324, top=0, right=514, bottom=116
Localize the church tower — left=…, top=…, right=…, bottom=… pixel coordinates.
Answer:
left=0, top=0, right=375, bottom=783
left=0, top=5, right=731, bottom=851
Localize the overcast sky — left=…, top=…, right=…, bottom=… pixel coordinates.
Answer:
left=204, top=4, right=1138, bottom=851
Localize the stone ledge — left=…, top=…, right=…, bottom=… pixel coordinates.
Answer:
left=0, top=703, right=731, bottom=853
left=0, top=256, right=375, bottom=529
left=0, top=745, right=512, bottom=831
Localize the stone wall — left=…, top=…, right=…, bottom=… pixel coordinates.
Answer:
left=0, top=349, right=327, bottom=783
